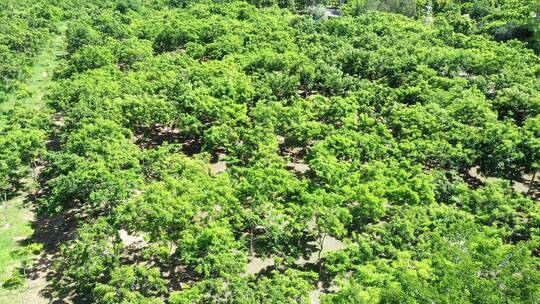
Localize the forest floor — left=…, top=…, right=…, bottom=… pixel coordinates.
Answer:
left=0, top=23, right=67, bottom=304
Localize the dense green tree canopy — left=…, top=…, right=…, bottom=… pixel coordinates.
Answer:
left=2, top=0, right=538, bottom=303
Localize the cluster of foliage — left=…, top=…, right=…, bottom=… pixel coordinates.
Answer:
left=16, top=0, right=539, bottom=303
left=0, top=106, right=50, bottom=288
left=0, top=0, right=62, bottom=101
left=0, top=106, right=51, bottom=225
left=344, top=0, right=540, bottom=54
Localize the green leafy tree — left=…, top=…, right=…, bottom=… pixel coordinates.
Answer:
left=93, top=265, right=166, bottom=304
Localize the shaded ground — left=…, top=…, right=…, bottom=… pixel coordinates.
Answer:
left=244, top=234, right=346, bottom=304
left=323, top=8, right=342, bottom=18
left=469, top=167, right=539, bottom=199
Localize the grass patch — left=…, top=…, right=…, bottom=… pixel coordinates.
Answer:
left=0, top=194, right=33, bottom=283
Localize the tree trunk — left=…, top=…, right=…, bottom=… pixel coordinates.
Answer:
left=249, top=226, right=254, bottom=256
left=527, top=171, right=536, bottom=195
left=2, top=193, right=8, bottom=225
left=317, top=233, right=327, bottom=261
left=22, top=260, right=27, bottom=277
left=168, top=241, right=176, bottom=279
left=317, top=233, right=327, bottom=273
left=31, top=160, right=38, bottom=183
